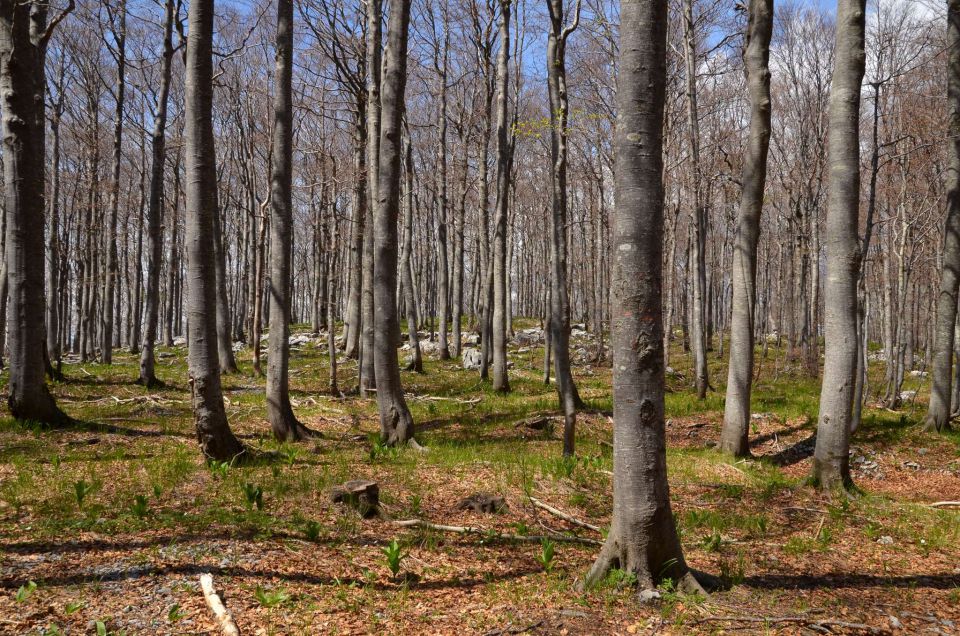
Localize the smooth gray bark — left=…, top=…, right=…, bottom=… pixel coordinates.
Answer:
left=584, top=0, right=700, bottom=594
left=926, top=0, right=960, bottom=434
left=373, top=0, right=416, bottom=446
left=0, top=0, right=71, bottom=425
left=719, top=0, right=773, bottom=457
left=184, top=0, right=246, bottom=460
left=138, top=0, right=174, bottom=387
left=813, top=0, right=866, bottom=490
left=491, top=0, right=511, bottom=394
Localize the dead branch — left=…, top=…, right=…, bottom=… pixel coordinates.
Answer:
left=482, top=619, right=544, bottom=636
left=529, top=497, right=601, bottom=533
left=694, top=615, right=887, bottom=634
left=930, top=501, right=960, bottom=509
left=199, top=573, right=240, bottom=636
left=392, top=518, right=601, bottom=546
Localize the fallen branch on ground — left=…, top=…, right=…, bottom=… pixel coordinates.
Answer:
left=529, top=497, right=601, bottom=533
left=199, top=573, right=240, bottom=636
left=392, top=519, right=601, bottom=546
left=482, top=619, right=544, bottom=636
left=694, top=615, right=887, bottom=634
left=930, top=501, right=960, bottom=509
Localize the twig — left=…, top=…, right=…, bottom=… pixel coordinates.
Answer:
left=199, top=573, right=240, bottom=636
left=483, top=619, right=544, bottom=636
left=392, top=519, right=601, bottom=546
left=930, top=501, right=960, bottom=509
left=694, top=615, right=887, bottom=634
left=529, top=497, right=601, bottom=533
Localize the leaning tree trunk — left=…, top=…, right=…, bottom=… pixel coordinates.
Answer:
left=267, top=0, right=314, bottom=442
left=0, top=0, right=71, bottom=426
left=584, top=0, right=701, bottom=594
left=139, top=0, right=174, bottom=388
left=547, top=0, right=584, bottom=457
left=813, top=0, right=866, bottom=490
left=491, top=0, right=512, bottom=394
left=926, top=0, right=960, bottom=433
left=101, top=0, right=126, bottom=365
left=373, top=0, right=416, bottom=447
left=184, top=0, right=246, bottom=461
left=719, top=0, right=773, bottom=457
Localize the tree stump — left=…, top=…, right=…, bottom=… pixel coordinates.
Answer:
left=456, top=493, right=507, bottom=514
left=330, top=480, right=380, bottom=518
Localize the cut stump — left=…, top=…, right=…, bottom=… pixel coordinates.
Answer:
left=330, top=480, right=380, bottom=518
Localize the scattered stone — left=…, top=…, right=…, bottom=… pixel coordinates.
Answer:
left=330, top=480, right=380, bottom=518
left=918, top=448, right=929, bottom=456
left=909, top=370, right=928, bottom=378
left=877, top=535, right=894, bottom=545
left=513, top=327, right=544, bottom=346
left=900, top=390, right=917, bottom=402
left=889, top=615, right=903, bottom=630
left=456, top=492, right=507, bottom=514
left=462, top=348, right=483, bottom=370
left=903, top=461, right=921, bottom=470
left=638, top=589, right=661, bottom=603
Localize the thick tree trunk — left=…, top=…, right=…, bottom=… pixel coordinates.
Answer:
left=343, top=110, right=365, bottom=360
left=585, top=0, right=700, bottom=594
left=267, top=0, right=313, bottom=442
left=491, top=0, right=511, bottom=394
left=719, top=0, right=773, bottom=457
left=0, top=0, right=71, bottom=425
left=139, top=0, right=174, bottom=387
left=813, top=0, right=865, bottom=490
left=184, top=0, right=246, bottom=461
left=926, top=0, right=960, bottom=433
left=373, top=0, right=416, bottom=447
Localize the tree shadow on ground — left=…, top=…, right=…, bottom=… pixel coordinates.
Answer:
left=743, top=572, right=960, bottom=590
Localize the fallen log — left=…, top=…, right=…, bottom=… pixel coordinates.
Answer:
left=392, top=518, right=601, bottom=546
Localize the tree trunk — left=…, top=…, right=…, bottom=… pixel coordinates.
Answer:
left=212, top=203, right=238, bottom=373
left=101, top=0, right=125, bottom=365
left=0, top=0, right=71, bottom=425
left=373, top=0, right=416, bottom=447
left=267, top=0, right=313, bottom=441
left=926, top=0, right=960, bottom=433
left=719, top=0, right=773, bottom=457
left=585, top=0, right=700, bottom=594
left=184, top=0, right=246, bottom=461
left=47, top=60, right=65, bottom=378
left=401, top=134, right=423, bottom=372
left=360, top=0, right=381, bottom=397
left=139, top=0, right=174, bottom=387
left=491, top=0, right=512, bottom=394
left=547, top=0, right=583, bottom=456
left=813, top=0, right=865, bottom=490
left=683, top=0, right=709, bottom=400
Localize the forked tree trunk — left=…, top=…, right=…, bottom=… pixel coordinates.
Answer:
left=813, top=0, right=866, bottom=490
left=584, top=0, right=701, bottom=594
left=491, top=0, right=511, bottom=394
left=184, top=0, right=246, bottom=461
left=139, top=0, right=174, bottom=387
left=373, top=0, right=416, bottom=447
left=267, top=0, right=314, bottom=442
left=0, top=0, right=72, bottom=426
left=927, top=0, right=960, bottom=434
left=547, top=0, right=583, bottom=456
left=719, top=0, right=773, bottom=457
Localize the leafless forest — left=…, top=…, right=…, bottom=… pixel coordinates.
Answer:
left=0, top=0, right=959, bottom=633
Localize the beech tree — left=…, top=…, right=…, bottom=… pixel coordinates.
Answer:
left=183, top=0, right=245, bottom=460
left=373, top=0, right=416, bottom=446
left=926, top=0, right=960, bottom=434
left=584, top=0, right=701, bottom=594
left=813, top=0, right=866, bottom=490
left=0, top=0, right=73, bottom=425
left=719, top=0, right=773, bottom=457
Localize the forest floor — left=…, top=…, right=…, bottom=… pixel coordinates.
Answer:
left=0, top=321, right=959, bottom=635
